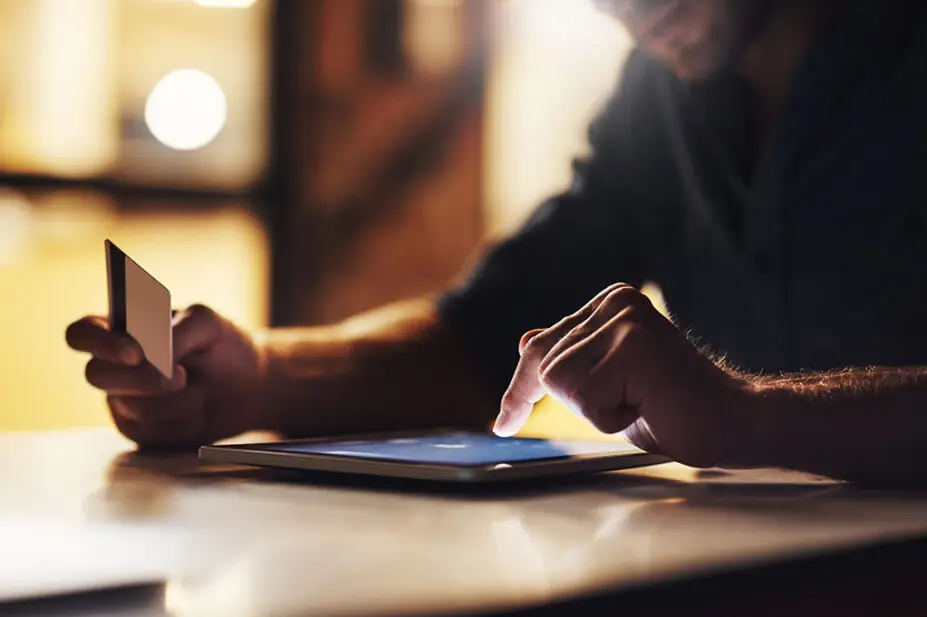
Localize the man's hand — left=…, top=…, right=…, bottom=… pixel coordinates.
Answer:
left=66, top=305, right=265, bottom=450
left=493, top=284, right=755, bottom=468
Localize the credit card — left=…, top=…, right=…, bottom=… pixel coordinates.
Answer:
left=105, top=240, right=173, bottom=379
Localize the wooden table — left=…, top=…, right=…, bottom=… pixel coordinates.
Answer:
left=3, top=429, right=927, bottom=617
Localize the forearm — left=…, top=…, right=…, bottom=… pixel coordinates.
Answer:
left=254, top=299, right=498, bottom=438
left=742, top=367, right=927, bottom=484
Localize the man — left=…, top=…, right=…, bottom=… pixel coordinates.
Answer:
left=67, top=0, right=927, bottom=484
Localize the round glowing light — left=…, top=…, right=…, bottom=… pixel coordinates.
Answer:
left=507, top=0, right=622, bottom=43
left=194, top=0, right=258, bottom=7
left=144, top=69, right=228, bottom=151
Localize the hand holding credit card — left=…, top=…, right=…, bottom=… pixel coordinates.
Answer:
left=105, top=240, right=173, bottom=379
left=66, top=241, right=264, bottom=448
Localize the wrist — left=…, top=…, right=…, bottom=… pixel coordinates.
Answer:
left=250, top=330, right=282, bottom=434
left=248, top=327, right=356, bottom=437
left=723, top=379, right=796, bottom=469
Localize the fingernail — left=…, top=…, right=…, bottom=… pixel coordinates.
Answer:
left=493, top=412, right=512, bottom=437
left=119, top=345, right=141, bottom=366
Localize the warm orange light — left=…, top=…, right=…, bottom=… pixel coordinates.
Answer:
left=484, top=0, right=631, bottom=236
left=6, top=0, right=118, bottom=176
left=194, top=0, right=258, bottom=8
left=404, top=0, right=464, bottom=75
left=0, top=189, right=33, bottom=267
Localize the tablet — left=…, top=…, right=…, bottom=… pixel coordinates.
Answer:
left=198, top=431, right=670, bottom=483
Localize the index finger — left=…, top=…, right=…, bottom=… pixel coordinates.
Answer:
left=494, top=348, right=549, bottom=437
left=66, top=316, right=143, bottom=366
left=494, top=284, right=634, bottom=436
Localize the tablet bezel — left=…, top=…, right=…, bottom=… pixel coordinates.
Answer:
left=198, top=430, right=671, bottom=483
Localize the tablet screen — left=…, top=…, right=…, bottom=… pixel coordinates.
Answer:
left=265, top=433, right=640, bottom=466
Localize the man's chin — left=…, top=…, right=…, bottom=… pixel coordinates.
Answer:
left=644, top=42, right=727, bottom=82
left=671, top=62, right=717, bottom=83
left=663, top=51, right=728, bottom=82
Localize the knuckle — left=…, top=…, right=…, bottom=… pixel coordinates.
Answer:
left=177, top=305, right=224, bottom=346
left=499, top=390, right=519, bottom=412
left=537, top=363, right=560, bottom=390
left=522, top=331, right=554, bottom=358
left=184, top=304, right=216, bottom=321
left=563, top=320, right=593, bottom=344
left=602, top=286, right=642, bottom=311
left=518, top=329, right=542, bottom=352
left=602, top=282, right=632, bottom=295
left=612, top=302, right=653, bottom=334
left=538, top=359, right=573, bottom=392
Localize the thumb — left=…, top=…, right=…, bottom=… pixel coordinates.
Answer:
left=172, top=305, right=224, bottom=362
left=621, top=418, right=661, bottom=454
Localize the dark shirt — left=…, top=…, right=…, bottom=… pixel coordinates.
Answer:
left=438, top=0, right=927, bottom=400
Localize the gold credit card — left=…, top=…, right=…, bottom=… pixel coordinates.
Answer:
left=105, top=240, right=173, bottom=379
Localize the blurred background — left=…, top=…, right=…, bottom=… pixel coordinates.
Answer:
left=0, top=0, right=645, bottom=437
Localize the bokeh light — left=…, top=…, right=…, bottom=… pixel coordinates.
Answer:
left=0, top=189, right=33, bottom=267
left=144, top=68, right=228, bottom=151
left=194, top=0, right=258, bottom=8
